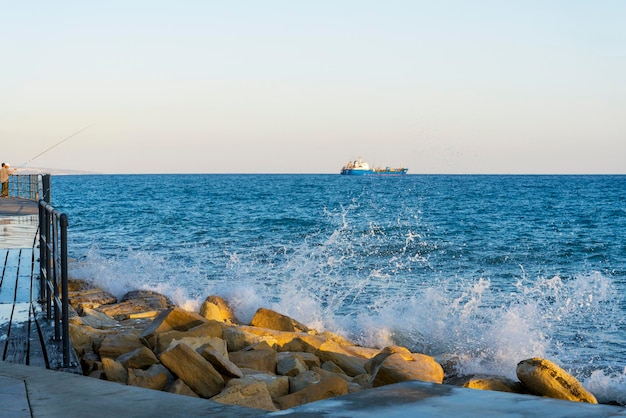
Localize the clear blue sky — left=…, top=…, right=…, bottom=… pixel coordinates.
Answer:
left=2, top=1, right=624, bottom=174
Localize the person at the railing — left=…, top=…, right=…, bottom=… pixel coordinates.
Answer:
left=1, top=163, right=16, bottom=197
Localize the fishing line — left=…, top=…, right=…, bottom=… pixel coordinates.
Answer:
left=20, top=124, right=93, bottom=167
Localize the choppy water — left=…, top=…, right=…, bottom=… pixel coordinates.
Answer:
left=51, top=174, right=626, bottom=403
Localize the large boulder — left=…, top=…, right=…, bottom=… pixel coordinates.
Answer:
left=116, top=346, right=159, bottom=370
left=99, top=290, right=171, bottom=320
left=222, top=327, right=278, bottom=352
left=249, top=308, right=312, bottom=333
left=101, top=357, right=128, bottom=383
left=68, top=323, right=108, bottom=356
left=74, top=307, right=119, bottom=329
left=365, top=346, right=444, bottom=386
left=154, top=322, right=224, bottom=354
left=199, top=345, right=244, bottom=378
left=516, top=358, right=597, bottom=403
left=211, top=377, right=278, bottom=412
left=199, top=295, right=239, bottom=324
left=166, top=379, right=200, bottom=398
left=242, top=372, right=290, bottom=401
left=127, top=364, right=173, bottom=390
left=98, top=329, right=144, bottom=359
left=447, top=374, right=526, bottom=393
left=277, top=352, right=308, bottom=377
left=140, top=307, right=210, bottom=350
left=229, top=349, right=278, bottom=373
left=278, top=377, right=349, bottom=409
left=159, top=343, right=225, bottom=398
left=315, top=340, right=367, bottom=377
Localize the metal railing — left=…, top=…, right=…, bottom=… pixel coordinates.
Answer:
left=8, top=173, right=51, bottom=203
left=38, top=200, right=71, bottom=368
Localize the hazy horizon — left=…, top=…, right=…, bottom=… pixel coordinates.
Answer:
left=2, top=1, right=625, bottom=175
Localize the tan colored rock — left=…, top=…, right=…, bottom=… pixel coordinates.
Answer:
left=70, top=288, right=118, bottom=310
left=199, top=345, right=244, bottom=378
left=101, top=357, right=128, bottom=383
left=315, top=340, right=367, bottom=377
left=199, top=295, right=239, bottom=324
left=99, top=290, right=171, bottom=320
left=366, top=346, right=444, bottom=386
left=447, top=374, right=524, bottom=393
left=69, top=323, right=107, bottom=356
left=250, top=308, right=304, bottom=332
left=277, top=352, right=308, bottom=377
left=222, top=327, right=278, bottom=352
left=116, top=346, right=159, bottom=370
left=278, top=377, right=349, bottom=409
left=88, top=370, right=106, bottom=379
left=211, top=378, right=278, bottom=412
left=159, top=343, right=225, bottom=398
left=288, top=370, right=321, bottom=393
left=140, top=307, right=209, bottom=350
left=297, top=352, right=321, bottom=369
left=321, top=360, right=346, bottom=375
left=516, top=358, right=597, bottom=403
left=231, top=325, right=328, bottom=353
left=76, top=307, right=119, bottom=329
left=155, top=322, right=224, bottom=353
left=229, top=349, right=277, bottom=374
left=312, top=366, right=352, bottom=383
left=127, top=364, right=173, bottom=390
left=242, top=372, right=290, bottom=401
left=166, top=379, right=200, bottom=398
left=98, top=329, right=144, bottom=359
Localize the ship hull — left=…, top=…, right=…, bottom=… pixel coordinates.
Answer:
left=340, top=168, right=408, bottom=176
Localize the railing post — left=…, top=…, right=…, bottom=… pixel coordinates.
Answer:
left=60, top=213, right=69, bottom=367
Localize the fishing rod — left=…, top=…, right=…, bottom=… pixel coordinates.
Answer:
left=19, top=124, right=92, bottom=168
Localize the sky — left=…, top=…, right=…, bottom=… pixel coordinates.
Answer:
left=1, top=1, right=625, bottom=174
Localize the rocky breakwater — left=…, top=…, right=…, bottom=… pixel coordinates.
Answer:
left=67, top=278, right=603, bottom=412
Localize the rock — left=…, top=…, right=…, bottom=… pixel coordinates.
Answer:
left=229, top=349, right=277, bottom=374
left=250, top=308, right=305, bottom=333
left=199, top=345, right=244, bottom=378
left=312, top=366, right=352, bottom=383
left=101, top=357, right=128, bottom=383
left=211, top=377, right=278, bottom=412
left=242, top=372, right=290, bottom=401
left=321, top=360, right=346, bottom=375
left=231, top=325, right=327, bottom=353
left=516, top=357, right=597, bottom=403
left=69, top=287, right=118, bottom=310
left=155, top=322, right=224, bottom=353
left=199, top=295, right=239, bottom=324
left=365, top=346, right=444, bottom=386
left=447, top=374, right=525, bottom=393
left=99, top=290, right=171, bottom=320
left=116, top=346, right=159, bottom=370
left=288, top=370, right=321, bottom=393
left=277, top=352, right=308, bottom=377
left=222, top=327, right=278, bottom=352
left=278, top=377, right=349, bottom=409
left=98, top=329, right=144, bottom=359
left=315, top=340, right=367, bottom=377
left=159, top=343, right=225, bottom=398
left=68, top=323, right=107, bottom=357
left=79, top=351, right=101, bottom=375
left=166, top=379, right=200, bottom=398
left=297, top=352, right=322, bottom=369
left=140, top=307, right=209, bottom=350
left=127, top=364, right=173, bottom=390
left=76, top=307, right=119, bottom=329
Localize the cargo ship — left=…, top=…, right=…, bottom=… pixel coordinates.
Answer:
left=340, top=157, right=408, bottom=176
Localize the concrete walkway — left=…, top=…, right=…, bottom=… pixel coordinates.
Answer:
left=0, top=197, right=39, bottom=217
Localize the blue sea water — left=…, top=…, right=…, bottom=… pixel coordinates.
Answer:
left=51, top=174, right=626, bottom=403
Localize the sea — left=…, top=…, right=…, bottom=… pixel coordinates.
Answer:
left=50, top=174, right=626, bottom=404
